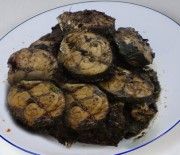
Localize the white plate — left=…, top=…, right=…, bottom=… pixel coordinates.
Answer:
left=0, top=1, right=180, bottom=155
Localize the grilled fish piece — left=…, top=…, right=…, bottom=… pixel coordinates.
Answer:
left=7, top=81, right=65, bottom=129
left=99, top=67, right=156, bottom=103
left=58, top=10, right=115, bottom=35
left=58, top=31, right=113, bottom=82
left=8, top=48, right=58, bottom=85
left=61, top=83, right=109, bottom=130
left=29, top=24, right=63, bottom=56
left=115, top=27, right=154, bottom=67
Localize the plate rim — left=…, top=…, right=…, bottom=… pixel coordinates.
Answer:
left=0, top=1, right=180, bottom=155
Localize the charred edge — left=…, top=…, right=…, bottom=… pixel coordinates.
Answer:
left=115, top=41, right=150, bottom=68
left=48, top=115, right=78, bottom=145
left=123, top=102, right=157, bottom=139
left=57, top=64, right=115, bottom=83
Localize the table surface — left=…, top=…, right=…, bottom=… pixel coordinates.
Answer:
left=0, top=0, right=180, bottom=155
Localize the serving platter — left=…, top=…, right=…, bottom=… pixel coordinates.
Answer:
left=0, top=1, right=179, bottom=155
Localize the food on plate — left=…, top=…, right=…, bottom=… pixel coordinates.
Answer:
left=99, top=67, right=157, bottom=103
left=6, top=10, right=161, bottom=147
left=115, top=27, right=154, bottom=67
left=8, top=48, right=58, bottom=85
left=29, top=24, right=64, bottom=56
left=50, top=101, right=125, bottom=146
left=58, top=31, right=113, bottom=82
left=61, top=83, right=109, bottom=130
left=124, top=103, right=157, bottom=138
left=7, top=81, right=65, bottom=129
left=77, top=102, right=125, bottom=146
left=57, top=10, right=115, bottom=34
